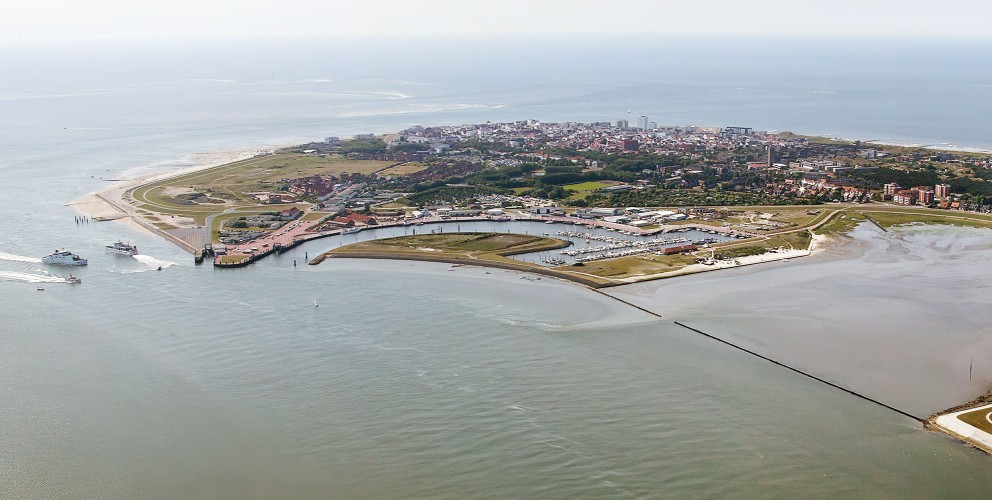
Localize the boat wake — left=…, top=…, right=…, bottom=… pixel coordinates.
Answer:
left=0, top=251, right=42, bottom=263
left=0, top=271, right=67, bottom=283
left=124, top=254, right=177, bottom=273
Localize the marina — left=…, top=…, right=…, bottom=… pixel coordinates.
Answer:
left=510, top=225, right=733, bottom=266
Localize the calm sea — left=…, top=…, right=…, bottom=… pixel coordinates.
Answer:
left=1, top=36, right=992, bottom=498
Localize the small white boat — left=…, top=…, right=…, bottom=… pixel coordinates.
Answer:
left=66, top=274, right=82, bottom=284
left=105, top=240, right=138, bottom=256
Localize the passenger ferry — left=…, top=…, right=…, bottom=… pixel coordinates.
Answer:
left=105, top=240, right=138, bottom=256
left=41, top=250, right=88, bottom=266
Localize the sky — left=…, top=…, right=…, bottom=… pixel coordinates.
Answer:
left=3, top=0, right=991, bottom=42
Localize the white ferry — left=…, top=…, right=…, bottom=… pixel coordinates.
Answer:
left=41, top=250, right=88, bottom=266
left=105, top=240, right=138, bottom=256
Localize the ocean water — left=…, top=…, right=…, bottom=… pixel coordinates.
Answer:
left=2, top=36, right=992, bottom=497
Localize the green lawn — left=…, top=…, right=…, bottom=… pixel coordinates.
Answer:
left=564, top=181, right=611, bottom=192
left=571, top=254, right=697, bottom=278
left=563, top=181, right=611, bottom=201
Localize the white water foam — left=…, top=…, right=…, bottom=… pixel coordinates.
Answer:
left=0, top=271, right=67, bottom=284
left=0, top=251, right=42, bottom=263
left=124, top=254, right=177, bottom=273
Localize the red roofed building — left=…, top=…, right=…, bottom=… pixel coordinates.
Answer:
left=279, top=207, right=302, bottom=220
left=663, top=244, right=698, bottom=255
left=345, top=213, right=378, bottom=225
left=331, top=217, right=355, bottom=227
left=333, top=211, right=378, bottom=226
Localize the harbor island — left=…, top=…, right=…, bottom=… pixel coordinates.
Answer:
left=77, top=120, right=992, bottom=282
left=74, top=120, right=992, bottom=452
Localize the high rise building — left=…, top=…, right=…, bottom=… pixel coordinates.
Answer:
left=616, top=119, right=629, bottom=129
left=638, top=115, right=649, bottom=131
left=883, top=183, right=901, bottom=196
left=916, top=187, right=935, bottom=205
left=935, top=183, right=951, bottom=198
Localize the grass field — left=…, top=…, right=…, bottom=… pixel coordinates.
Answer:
left=136, top=153, right=392, bottom=201
left=763, top=230, right=813, bottom=250
left=563, top=181, right=611, bottom=201
left=127, top=153, right=392, bottom=224
left=715, top=245, right=768, bottom=259
left=564, top=181, right=611, bottom=192
left=210, top=209, right=273, bottom=239
left=957, top=406, right=992, bottom=434
left=379, top=162, right=429, bottom=176
left=812, top=211, right=862, bottom=236
left=570, top=254, right=696, bottom=278
left=341, top=233, right=563, bottom=256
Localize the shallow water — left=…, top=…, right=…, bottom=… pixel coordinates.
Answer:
left=610, top=223, right=992, bottom=417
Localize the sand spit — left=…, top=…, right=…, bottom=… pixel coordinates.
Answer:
left=66, top=146, right=287, bottom=251
left=69, top=146, right=283, bottom=219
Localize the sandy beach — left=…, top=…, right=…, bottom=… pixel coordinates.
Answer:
left=66, top=146, right=288, bottom=245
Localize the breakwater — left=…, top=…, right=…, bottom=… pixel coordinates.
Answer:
left=323, top=250, right=608, bottom=288
left=672, top=320, right=924, bottom=422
